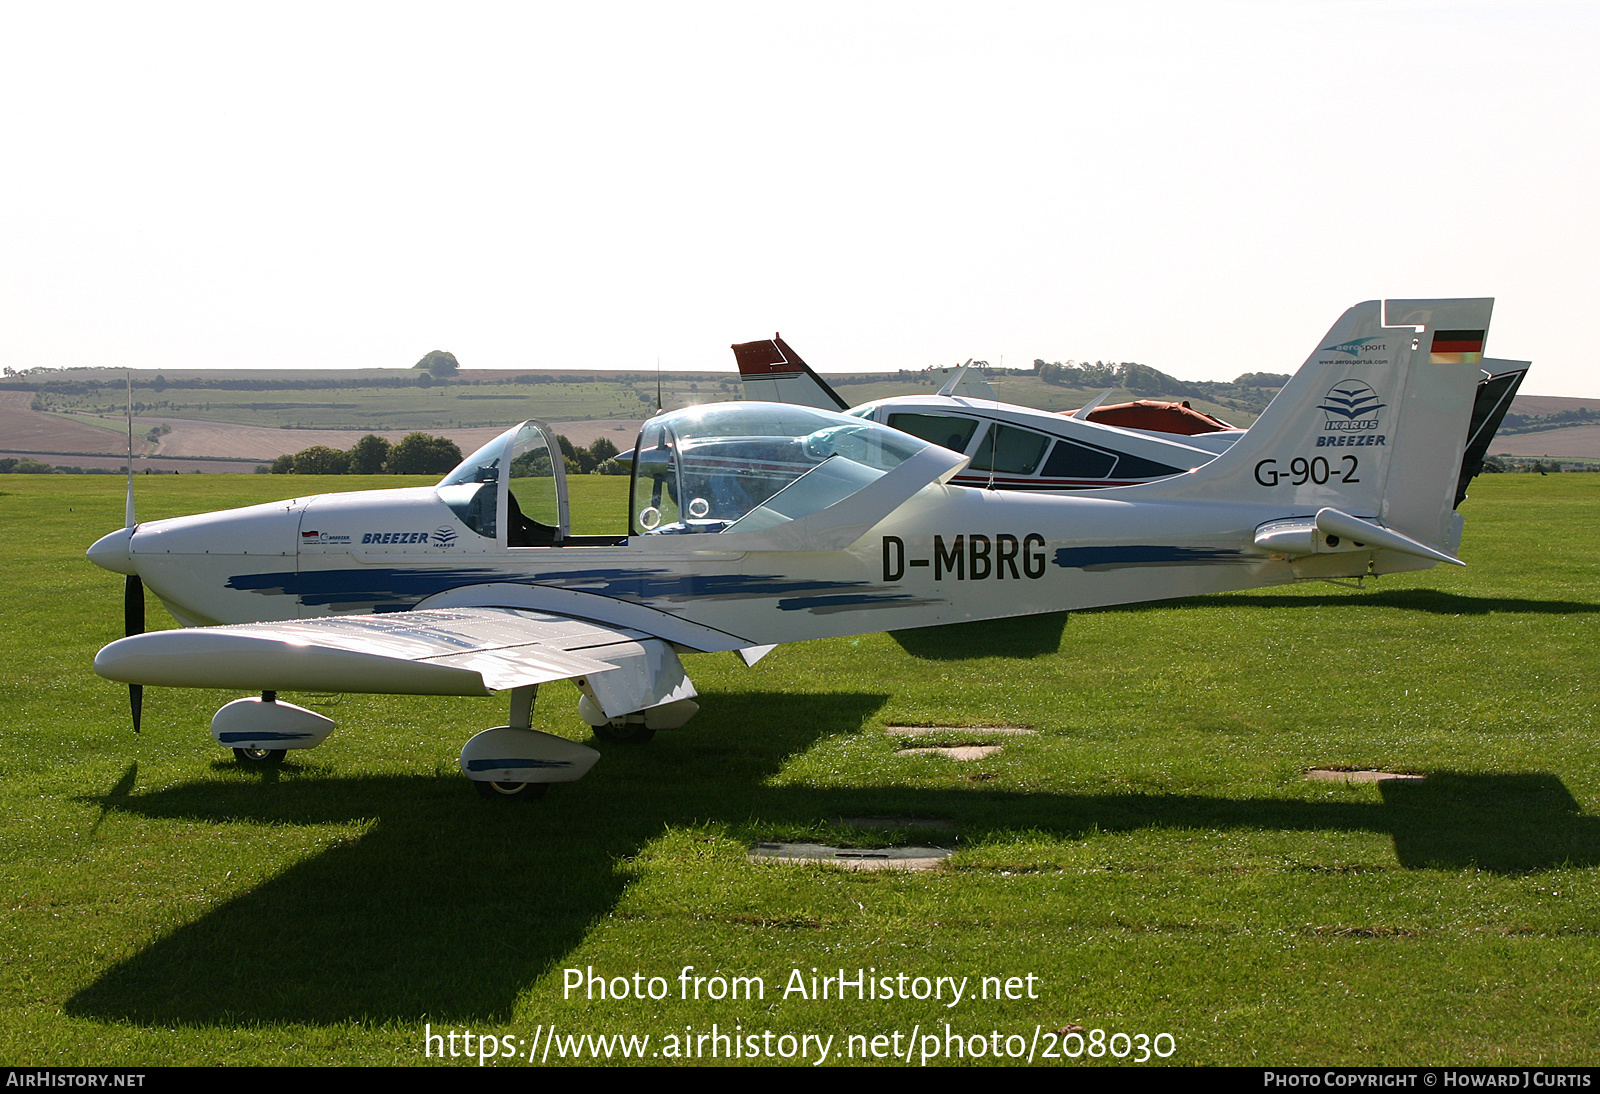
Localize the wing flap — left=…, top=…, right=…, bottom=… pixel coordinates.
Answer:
left=423, top=645, right=618, bottom=692
left=580, top=639, right=697, bottom=718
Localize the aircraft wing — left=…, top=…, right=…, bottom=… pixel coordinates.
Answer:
left=94, top=607, right=696, bottom=718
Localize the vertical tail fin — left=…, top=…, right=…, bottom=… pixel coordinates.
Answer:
left=731, top=334, right=849, bottom=411
left=933, top=361, right=997, bottom=399
left=1140, top=299, right=1507, bottom=556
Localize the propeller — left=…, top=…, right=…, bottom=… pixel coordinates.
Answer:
left=124, top=373, right=142, bottom=732
left=124, top=575, right=143, bottom=732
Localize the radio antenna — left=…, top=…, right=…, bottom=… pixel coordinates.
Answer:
left=125, top=372, right=136, bottom=525
left=983, top=359, right=1000, bottom=491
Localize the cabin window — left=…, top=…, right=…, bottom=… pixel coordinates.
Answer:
left=968, top=423, right=1050, bottom=476
left=1109, top=452, right=1184, bottom=479
left=1042, top=439, right=1118, bottom=479
left=886, top=413, right=980, bottom=454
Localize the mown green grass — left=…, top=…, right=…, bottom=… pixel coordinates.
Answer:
left=1, top=473, right=1596, bottom=1065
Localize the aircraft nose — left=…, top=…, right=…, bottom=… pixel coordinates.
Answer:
left=87, top=527, right=138, bottom=575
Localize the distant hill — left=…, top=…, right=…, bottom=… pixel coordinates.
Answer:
left=1482, top=395, right=1600, bottom=458
left=1510, top=395, right=1600, bottom=416
left=3, top=362, right=1268, bottom=428
left=3, top=365, right=1596, bottom=467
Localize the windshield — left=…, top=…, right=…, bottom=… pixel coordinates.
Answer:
left=628, top=402, right=929, bottom=536
left=435, top=430, right=510, bottom=540
left=433, top=420, right=569, bottom=545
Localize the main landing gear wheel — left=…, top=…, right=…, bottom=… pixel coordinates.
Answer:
left=233, top=747, right=287, bottom=766
left=474, top=780, right=549, bottom=801
left=592, top=722, right=656, bottom=744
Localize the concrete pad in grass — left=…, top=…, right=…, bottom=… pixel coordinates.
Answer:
left=899, top=744, right=1005, bottom=760
left=883, top=725, right=1036, bottom=736
left=748, top=843, right=953, bottom=871
left=1306, top=768, right=1425, bottom=784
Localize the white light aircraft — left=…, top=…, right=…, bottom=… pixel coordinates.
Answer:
left=89, top=299, right=1526, bottom=800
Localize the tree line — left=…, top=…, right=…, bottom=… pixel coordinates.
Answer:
left=268, top=433, right=628, bottom=476
left=1497, top=406, right=1599, bottom=434
left=269, top=434, right=462, bottom=475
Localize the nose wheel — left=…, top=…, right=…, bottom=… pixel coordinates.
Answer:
left=233, top=747, right=287, bottom=766
left=474, top=780, right=548, bottom=801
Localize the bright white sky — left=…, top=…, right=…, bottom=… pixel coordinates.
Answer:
left=1, top=1, right=1595, bottom=395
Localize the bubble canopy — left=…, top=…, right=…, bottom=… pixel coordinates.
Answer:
left=628, top=402, right=933, bottom=536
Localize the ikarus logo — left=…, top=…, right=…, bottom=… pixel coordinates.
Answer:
left=433, top=526, right=459, bottom=547
left=1317, top=380, right=1387, bottom=438
left=1319, top=336, right=1389, bottom=357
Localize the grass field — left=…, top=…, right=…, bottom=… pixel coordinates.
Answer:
left=1, top=473, right=1596, bottom=1066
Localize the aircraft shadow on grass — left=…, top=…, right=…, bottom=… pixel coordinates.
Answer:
left=891, top=611, right=1070, bottom=660
left=1105, top=588, right=1600, bottom=617
left=887, top=589, right=1600, bottom=662
left=67, top=690, right=1600, bottom=1028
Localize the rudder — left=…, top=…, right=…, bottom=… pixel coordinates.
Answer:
left=731, top=334, right=849, bottom=411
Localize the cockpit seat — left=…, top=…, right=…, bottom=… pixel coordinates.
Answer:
left=507, top=490, right=560, bottom=547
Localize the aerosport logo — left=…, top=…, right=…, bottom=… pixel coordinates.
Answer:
left=1319, top=336, right=1389, bottom=357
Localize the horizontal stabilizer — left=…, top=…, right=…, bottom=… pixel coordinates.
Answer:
left=1315, top=507, right=1464, bottom=566
left=1253, top=508, right=1463, bottom=566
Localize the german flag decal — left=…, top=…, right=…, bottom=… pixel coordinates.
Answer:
left=1430, top=329, right=1485, bottom=364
